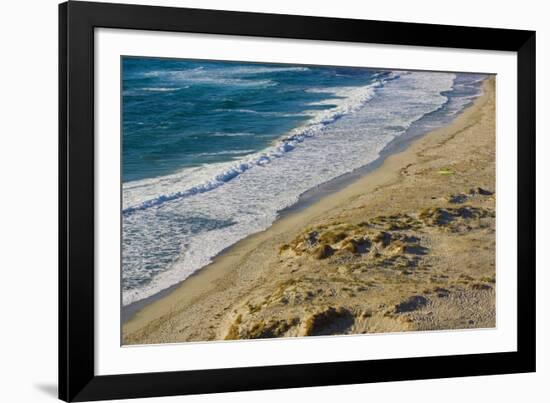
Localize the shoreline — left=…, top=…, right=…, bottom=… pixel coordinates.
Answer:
left=123, top=77, right=495, bottom=343
left=121, top=92, right=469, bottom=323
left=121, top=81, right=483, bottom=324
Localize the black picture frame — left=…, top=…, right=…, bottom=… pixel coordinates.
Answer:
left=59, top=1, right=536, bottom=401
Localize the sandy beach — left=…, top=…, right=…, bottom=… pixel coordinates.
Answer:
left=123, top=77, right=496, bottom=345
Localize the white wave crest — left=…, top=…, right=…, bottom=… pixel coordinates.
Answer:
left=209, top=132, right=256, bottom=137
left=141, top=66, right=277, bottom=87
left=122, top=81, right=381, bottom=214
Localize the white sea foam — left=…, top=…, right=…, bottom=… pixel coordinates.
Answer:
left=122, top=71, right=466, bottom=306
left=123, top=86, right=189, bottom=96
left=140, top=87, right=184, bottom=92
left=196, top=149, right=257, bottom=157
left=213, top=108, right=307, bottom=117
left=222, top=66, right=310, bottom=75
left=210, top=132, right=256, bottom=137
left=141, top=66, right=277, bottom=88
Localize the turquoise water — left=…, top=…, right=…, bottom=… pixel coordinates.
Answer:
left=123, top=58, right=383, bottom=182
left=122, top=57, right=485, bottom=306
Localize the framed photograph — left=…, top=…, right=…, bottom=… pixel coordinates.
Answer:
left=59, top=1, right=535, bottom=401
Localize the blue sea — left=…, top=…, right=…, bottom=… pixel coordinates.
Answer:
left=122, top=57, right=486, bottom=306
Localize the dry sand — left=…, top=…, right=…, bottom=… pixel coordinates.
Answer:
left=123, top=77, right=496, bottom=345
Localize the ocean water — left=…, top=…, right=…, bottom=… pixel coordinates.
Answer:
left=122, top=57, right=486, bottom=306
